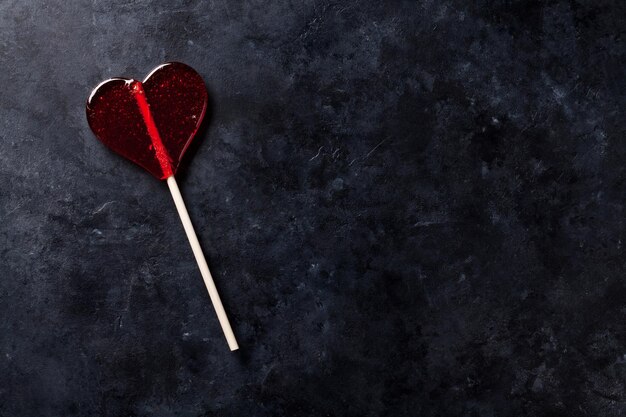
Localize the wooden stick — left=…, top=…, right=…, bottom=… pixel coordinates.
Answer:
left=166, top=175, right=239, bottom=351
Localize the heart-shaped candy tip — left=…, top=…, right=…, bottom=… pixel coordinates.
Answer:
left=86, top=62, right=208, bottom=180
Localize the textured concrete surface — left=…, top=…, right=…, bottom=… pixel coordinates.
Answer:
left=0, top=0, right=625, bottom=416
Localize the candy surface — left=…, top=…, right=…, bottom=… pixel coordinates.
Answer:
left=86, top=62, right=208, bottom=179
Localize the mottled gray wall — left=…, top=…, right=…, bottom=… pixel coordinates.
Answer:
left=0, top=0, right=625, bottom=416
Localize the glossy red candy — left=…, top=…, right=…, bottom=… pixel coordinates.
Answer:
left=86, top=62, right=208, bottom=180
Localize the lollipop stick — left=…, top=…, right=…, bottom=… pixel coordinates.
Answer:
left=166, top=175, right=239, bottom=351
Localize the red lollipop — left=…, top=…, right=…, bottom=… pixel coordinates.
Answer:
left=86, top=62, right=238, bottom=351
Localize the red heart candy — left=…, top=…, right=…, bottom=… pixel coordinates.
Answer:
left=86, top=62, right=208, bottom=180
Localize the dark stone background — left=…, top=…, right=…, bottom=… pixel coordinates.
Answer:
left=0, top=0, right=625, bottom=415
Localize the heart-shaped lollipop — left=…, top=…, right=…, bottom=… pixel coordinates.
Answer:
left=86, top=62, right=207, bottom=179
left=86, top=63, right=238, bottom=351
